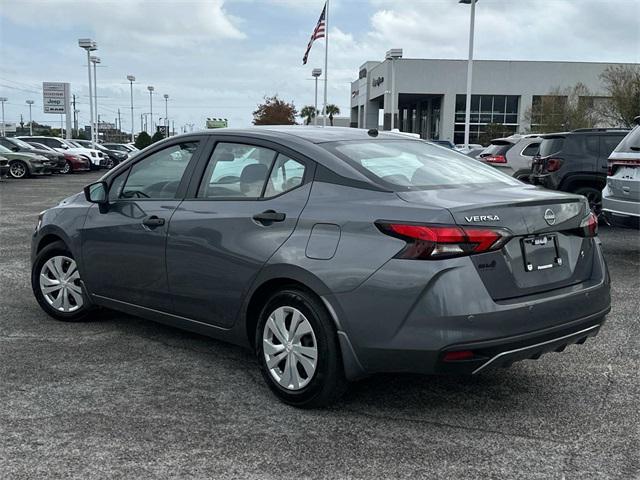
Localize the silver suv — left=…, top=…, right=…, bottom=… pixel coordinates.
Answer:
left=479, top=134, right=542, bottom=181
left=602, top=121, right=640, bottom=228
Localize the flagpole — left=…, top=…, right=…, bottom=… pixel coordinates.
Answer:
left=323, top=0, right=329, bottom=127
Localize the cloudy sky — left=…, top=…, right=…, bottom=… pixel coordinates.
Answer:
left=0, top=0, right=638, bottom=133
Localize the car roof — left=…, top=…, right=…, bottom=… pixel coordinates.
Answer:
left=192, top=126, right=421, bottom=144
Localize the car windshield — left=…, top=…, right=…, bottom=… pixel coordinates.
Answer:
left=325, top=139, right=521, bottom=189
left=0, top=144, right=11, bottom=154
left=613, top=125, right=640, bottom=154
left=481, top=143, right=511, bottom=156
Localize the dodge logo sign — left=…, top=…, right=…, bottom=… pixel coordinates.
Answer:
left=544, top=209, right=556, bottom=225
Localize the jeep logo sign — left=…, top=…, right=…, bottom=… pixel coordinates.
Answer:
left=372, top=76, right=384, bottom=87
left=464, top=215, right=500, bottom=223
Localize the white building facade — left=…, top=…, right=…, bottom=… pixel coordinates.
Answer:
left=350, top=56, right=636, bottom=144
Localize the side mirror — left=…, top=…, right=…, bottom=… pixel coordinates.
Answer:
left=84, top=181, right=108, bottom=205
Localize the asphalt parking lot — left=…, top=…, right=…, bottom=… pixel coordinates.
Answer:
left=0, top=172, right=638, bottom=479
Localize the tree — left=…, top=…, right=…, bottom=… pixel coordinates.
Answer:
left=325, top=104, right=340, bottom=126
left=524, top=83, right=600, bottom=133
left=252, top=95, right=297, bottom=125
left=151, top=130, right=165, bottom=144
left=73, top=131, right=88, bottom=140
left=300, top=105, right=318, bottom=125
left=597, top=65, right=640, bottom=128
left=135, top=131, right=152, bottom=149
left=478, top=123, right=510, bottom=146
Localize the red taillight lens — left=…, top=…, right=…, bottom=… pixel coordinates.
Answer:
left=485, top=154, right=507, bottom=164
left=545, top=157, right=563, bottom=172
left=577, top=212, right=598, bottom=237
left=608, top=158, right=640, bottom=176
left=377, top=223, right=511, bottom=259
left=443, top=350, right=475, bottom=362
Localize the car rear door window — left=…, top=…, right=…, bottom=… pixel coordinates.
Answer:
left=120, top=141, right=198, bottom=199
left=600, top=135, right=625, bottom=158
left=539, top=138, right=564, bottom=157
left=265, top=155, right=306, bottom=197
left=197, top=143, right=277, bottom=198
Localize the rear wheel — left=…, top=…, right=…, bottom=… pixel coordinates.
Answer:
left=8, top=160, right=29, bottom=179
left=31, top=241, right=91, bottom=321
left=573, top=186, right=602, bottom=214
left=255, top=288, right=347, bottom=408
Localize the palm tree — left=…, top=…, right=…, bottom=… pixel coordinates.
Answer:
left=326, top=104, right=340, bottom=126
left=300, top=105, right=318, bottom=125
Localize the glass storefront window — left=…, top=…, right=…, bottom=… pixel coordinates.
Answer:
left=454, top=94, right=520, bottom=144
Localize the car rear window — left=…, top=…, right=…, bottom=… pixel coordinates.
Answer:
left=613, top=126, right=640, bottom=154
left=539, top=137, right=565, bottom=157
left=324, top=140, right=521, bottom=189
left=481, top=143, right=512, bottom=156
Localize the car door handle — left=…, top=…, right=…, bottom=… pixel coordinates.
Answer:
left=142, top=215, right=165, bottom=228
left=253, top=210, right=286, bottom=224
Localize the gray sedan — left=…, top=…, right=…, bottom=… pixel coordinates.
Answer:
left=31, top=127, right=610, bottom=407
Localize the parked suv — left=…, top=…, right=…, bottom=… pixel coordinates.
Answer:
left=602, top=121, right=640, bottom=228
left=531, top=129, right=629, bottom=211
left=480, top=135, right=541, bottom=181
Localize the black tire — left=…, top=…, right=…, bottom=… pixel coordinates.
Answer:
left=255, top=288, right=348, bottom=408
left=61, top=160, right=73, bottom=174
left=31, top=240, right=91, bottom=322
left=573, top=186, right=602, bottom=214
left=514, top=170, right=532, bottom=183
left=8, top=160, right=29, bottom=179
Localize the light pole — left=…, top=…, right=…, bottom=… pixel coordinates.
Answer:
left=163, top=94, right=169, bottom=138
left=78, top=38, right=97, bottom=146
left=385, top=48, right=403, bottom=130
left=460, top=0, right=477, bottom=149
left=26, top=100, right=34, bottom=135
left=90, top=56, right=101, bottom=143
left=127, top=75, right=135, bottom=142
left=0, top=97, right=7, bottom=136
left=312, top=69, right=322, bottom=126
left=147, top=86, right=154, bottom=134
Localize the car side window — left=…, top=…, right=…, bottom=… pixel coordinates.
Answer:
left=197, top=143, right=277, bottom=199
left=265, top=154, right=306, bottom=197
left=600, top=136, right=624, bottom=158
left=108, top=169, right=128, bottom=202
left=585, top=136, right=599, bottom=156
left=120, top=141, right=198, bottom=200
left=521, top=142, right=540, bottom=157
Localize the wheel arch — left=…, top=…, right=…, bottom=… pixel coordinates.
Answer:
left=560, top=173, right=606, bottom=193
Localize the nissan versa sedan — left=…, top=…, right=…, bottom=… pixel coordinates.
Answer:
left=31, top=127, right=610, bottom=407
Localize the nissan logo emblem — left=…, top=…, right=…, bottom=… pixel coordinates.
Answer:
left=544, top=209, right=556, bottom=225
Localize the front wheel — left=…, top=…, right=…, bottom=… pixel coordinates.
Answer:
left=8, top=160, right=29, bottom=179
left=61, top=160, right=72, bottom=174
left=31, top=241, right=91, bottom=321
left=256, top=288, right=347, bottom=408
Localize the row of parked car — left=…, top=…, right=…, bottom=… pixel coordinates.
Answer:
left=0, top=136, right=139, bottom=179
left=467, top=122, right=639, bottom=228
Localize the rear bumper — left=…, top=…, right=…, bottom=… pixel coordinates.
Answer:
left=330, top=240, right=610, bottom=378
left=435, top=309, right=607, bottom=374
left=602, top=194, right=640, bottom=218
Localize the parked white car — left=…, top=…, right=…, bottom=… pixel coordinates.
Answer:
left=18, top=136, right=107, bottom=169
left=478, top=134, right=542, bottom=181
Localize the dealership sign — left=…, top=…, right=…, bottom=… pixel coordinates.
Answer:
left=206, top=118, right=228, bottom=129
left=43, top=82, right=70, bottom=114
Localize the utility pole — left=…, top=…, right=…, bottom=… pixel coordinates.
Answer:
left=117, top=108, right=122, bottom=133
left=72, top=94, right=78, bottom=136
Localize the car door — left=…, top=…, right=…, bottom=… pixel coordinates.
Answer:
left=81, top=137, right=204, bottom=310
left=166, top=139, right=313, bottom=327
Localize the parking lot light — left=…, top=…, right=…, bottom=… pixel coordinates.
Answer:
left=127, top=75, right=136, bottom=142
left=0, top=97, right=7, bottom=136
left=312, top=69, right=322, bottom=126
left=147, top=86, right=154, bottom=134
left=26, top=100, right=34, bottom=135
left=163, top=94, right=169, bottom=138
left=78, top=38, right=97, bottom=145
left=459, top=0, right=478, bottom=149
left=90, top=56, right=101, bottom=146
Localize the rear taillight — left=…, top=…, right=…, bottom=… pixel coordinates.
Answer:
left=608, top=158, right=640, bottom=176
left=574, top=212, right=598, bottom=238
left=545, top=157, right=563, bottom=172
left=484, top=154, right=507, bottom=164
left=376, top=223, right=512, bottom=259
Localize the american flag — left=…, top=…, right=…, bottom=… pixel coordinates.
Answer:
left=302, top=3, right=326, bottom=65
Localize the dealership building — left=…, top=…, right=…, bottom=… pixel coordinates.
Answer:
left=349, top=52, right=635, bottom=144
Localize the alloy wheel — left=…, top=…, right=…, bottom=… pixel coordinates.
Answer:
left=61, top=161, right=71, bottom=174
left=262, top=306, right=318, bottom=390
left=9, top=162, right=26, bottom=178
left=39, top=256, right=84, bottom=312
